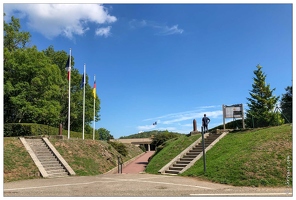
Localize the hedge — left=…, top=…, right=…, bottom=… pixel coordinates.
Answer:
left=4, top=123, right=60, bottom=137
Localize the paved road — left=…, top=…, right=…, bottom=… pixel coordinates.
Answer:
left=3, top=173, right=292, bottom=197
left=3, top=151, right=292, bottom=197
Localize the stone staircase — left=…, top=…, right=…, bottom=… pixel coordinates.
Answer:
left=159, top=132, right=228, bottom=175
left=20, top=137, right=75, bottom=178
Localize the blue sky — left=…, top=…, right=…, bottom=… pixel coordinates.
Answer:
left=2, top=2, right=293, bottom=139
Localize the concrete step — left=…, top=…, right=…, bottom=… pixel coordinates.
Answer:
left=179, top=158, right=193, bottom=162
left=47, top=172, right=69, bottom=178
left=23, top=137, right=74, bottom=178
left=159, top=132, right=227, bottom=175
left=186, top=152, right=200, bottom=156
left=169, top=166, right=183, bottom=171
left=164, top=170, right=179, bottom=175
left=173, top=163, right=187, bottom=168
left=39, top=158, right=56, bottom=164
left=183, top=155, right=196, bottom=159
left=47, top=169, right=68, bottom=173
left=176, top=161, right=190, bottom=165
left=41, top=162, right=63, bottom=168
left=43, top=165, right=65, bottom=170
left=190, top=146, right=202, bottom=151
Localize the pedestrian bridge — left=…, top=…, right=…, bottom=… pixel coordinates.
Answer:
left=110, top=138, right=155, bottom=151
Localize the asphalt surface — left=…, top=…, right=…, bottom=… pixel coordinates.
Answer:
left=3, top=151, right=293, bottom=197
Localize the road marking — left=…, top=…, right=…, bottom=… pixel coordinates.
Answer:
left=190, top=193, right=292, bottom=196
left=102, top=177, right=212, bottom=190
left=4, top=180, right=118, bottom=191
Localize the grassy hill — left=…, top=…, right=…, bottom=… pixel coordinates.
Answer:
left=146, top=124, right=292, bottom=187
left=119, top=130, right=182, bottom=139
left=3, top=124, right=292, bottom=187
left=3, top=137, right=143, bottom=182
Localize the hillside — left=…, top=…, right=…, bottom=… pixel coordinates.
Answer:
left=4, top=124, right=292, bottom=187
left=146, top=124, right=292, bottom=187
left=119, top=130, right=182, bottom=139
left=3, top=137, right=143, bottom=182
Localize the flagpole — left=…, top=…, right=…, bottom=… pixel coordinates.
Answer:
left=82, top=64, right=86, bottom=140
left=93, top=74, right=96, bottom=140
left=68, top=48, right=71, bottom=139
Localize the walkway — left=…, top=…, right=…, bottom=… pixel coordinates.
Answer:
left=122, top=151, right=155, bottom=174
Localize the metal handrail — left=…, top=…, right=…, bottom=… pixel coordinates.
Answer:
left=117, top=155, right=123, bottom=174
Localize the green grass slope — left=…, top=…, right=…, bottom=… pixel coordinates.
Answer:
left=3, top=138, right=143, bottom=182
left=181, top=124, right=293, bottom=187
left=4, top=137, right=41, bottom=182
left=145, top=124, right=292, bottom=187
left=145, top=134, right=201, bottom=174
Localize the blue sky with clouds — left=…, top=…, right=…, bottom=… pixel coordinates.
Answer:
left=3, top=2, right=293, bottom=139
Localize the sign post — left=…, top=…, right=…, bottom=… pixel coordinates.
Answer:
left=222, top=104, right=245, bottom=130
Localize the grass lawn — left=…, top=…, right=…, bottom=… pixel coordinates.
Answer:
left=181, top=124, right=292, bottom=187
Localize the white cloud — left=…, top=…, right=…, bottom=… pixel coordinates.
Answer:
left=129, top=19, right=184, bottom=36
left=4, top=4, right=117, bottom=39
left=137, top=124, right=155, bottom=131
left=157, top=25, right=184, bottom=35
left=129, top=19, right=147, bottom=28
left=95, top=26, right=111, bottom=37
left=138, top=105, right=225, bottom=134
left=143, top=105, right=222, bottom=124
left=161, top=110, right=223, bottom=125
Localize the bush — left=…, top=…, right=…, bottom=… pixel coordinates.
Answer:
left=139, top=144, right=146, bottom=152
left=4, top=123, right=60, bottom=137
left=151, top=131, right=180, bottom=148
left=108, top=141, right=128, bottom=156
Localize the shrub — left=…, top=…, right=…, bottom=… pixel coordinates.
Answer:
left=4, top=123, right=61, bottom=137
left=108, top=141, right=128, bottom=156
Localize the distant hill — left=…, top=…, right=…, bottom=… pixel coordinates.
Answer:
left=120, top=120, right=243, bottom=139
left=119, top=130, right=183, bottom=139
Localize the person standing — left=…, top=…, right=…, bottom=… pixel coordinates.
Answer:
left=202, top=114, right=210, bottom=133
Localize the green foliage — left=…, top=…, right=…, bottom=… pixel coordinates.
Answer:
left=4, top=123, right=60, bottom=137
left=151, top=131, right=180, bottom=148
left=4, top=123, right=33, bottom=137
left=246, top=65, right=283, bottom=128
left=4, top=15, right=101, bottom=133
left=108, top=141, right=128, bottom=156
left=139, top=144, right=147, bottom=152
left=280, top=86, right=292, bottom=123
left=119, top=130, right=181, bottom=139
left=97, top=128, right=114, bottom=141
left=4, top=15, right=31, bottom=52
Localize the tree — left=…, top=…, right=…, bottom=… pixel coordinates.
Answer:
left=43, top=46, right=101, bottom=132
left=150, top=131, right=179, bottom=148
left=4, top=15, right=31, bottom=52
left=280, top=86, right=292, bottom=123
left=246, top=64, right=283, bottom=128
left=4, top=15, right=101, bottom=133
left=97, top=128, right=114, bottom=141
left=4, top=46, right=63, bottom=125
